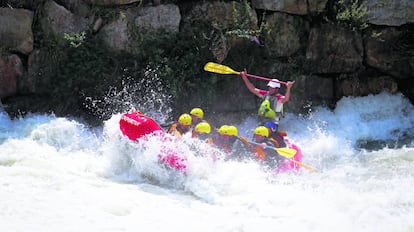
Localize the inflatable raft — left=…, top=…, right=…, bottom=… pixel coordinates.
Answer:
left=119, top=111, right=187, bottom=171
left=119, top=112, right=312, bottom=173
left=275, top=139, right=303, bottom=174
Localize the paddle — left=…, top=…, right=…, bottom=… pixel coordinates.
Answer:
left=248, top=140, right=297, bottom=158
left=248, top=140, right=318, bottom=172
left=203, top=62, right=287, bottom=85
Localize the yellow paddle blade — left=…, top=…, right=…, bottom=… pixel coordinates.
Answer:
left=243, top=139, right=318, bottom=172
left=274, top=147, right=297, bottom=158
left=203, top=62, right=240, bottom=75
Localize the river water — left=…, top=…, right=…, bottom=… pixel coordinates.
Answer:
left=1, top=92, right=413, bottom=232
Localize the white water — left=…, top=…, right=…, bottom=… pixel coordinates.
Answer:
left=1, top=92, right=414, bottom=232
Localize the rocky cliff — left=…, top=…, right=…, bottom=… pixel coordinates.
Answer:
left=1, top=0, right=413, bottom=125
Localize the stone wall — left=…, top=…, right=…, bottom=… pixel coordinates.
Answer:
left=0, top=0, right=413, bottom=123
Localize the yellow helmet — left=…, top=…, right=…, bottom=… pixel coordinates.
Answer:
left=227, top=125, right=238, bottom=136
left=195, top=122, right=211, bottom=134
left=178, top=113, right=192, bottom=126
left=217, top=125, right=229, bottom=135
left=190, top=107, right=204, bottom=120
left=254, top=126, right=269, bottom=137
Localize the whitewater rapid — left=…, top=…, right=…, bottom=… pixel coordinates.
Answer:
left=1, top=92, right=413, bottom=232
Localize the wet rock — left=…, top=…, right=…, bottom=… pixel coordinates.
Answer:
left=0, top=8, right=33, bottom=54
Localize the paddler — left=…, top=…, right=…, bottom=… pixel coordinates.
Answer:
left=167, top=113, right=192, bottom=137
left=263, top=121, right=287, bottom=148
left=250, top=126, right=283, bottom=169
left=240, top=70, right=295, bottom=130
left=192, top=121, right=214, bottom=145
left=190, top=107, right=205, bottom=126
left=213, top=125, right=239, bottom=154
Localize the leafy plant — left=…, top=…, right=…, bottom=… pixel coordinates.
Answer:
left=47, top=32, right=115, bottom=110
left=334, top=0, right=368, bottom=30
left=226, top=0, right=260, bottom=38
left=63, top=32, right=86, bottom=48
left=232, top=0, right=255, bottom=31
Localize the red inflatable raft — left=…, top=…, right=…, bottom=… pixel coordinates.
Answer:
left=119, top=112, right=187, bottom=171
left=119, top=111, right=164, bottom=140
left=275, top=140, right=303, bottom=174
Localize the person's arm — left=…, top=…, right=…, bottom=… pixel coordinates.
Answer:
left=281, top=80, right=295, bottom=103
left=167, top=123, right=176, bottom=134
left=241, top=71, right=263, bottom=98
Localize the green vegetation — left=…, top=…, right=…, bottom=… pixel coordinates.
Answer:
left=28, top=0, right=275, bottom=120
left=89, top=5, right=125, bottom=23
left=40, top=18, right=217, bottom=119
left=232, top=0, right=255, bottom=31
left=130, top=28, right=216, bottom=113
left=226, top=0, right=260, bottom=39
left=334, top=0, right=368, bottom=30
left=63, top=32, right=86, bottom=48
left=51, top=32, right=115, bottom=115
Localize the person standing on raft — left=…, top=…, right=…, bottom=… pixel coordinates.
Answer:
left=240, top=70, right=295, bottom=130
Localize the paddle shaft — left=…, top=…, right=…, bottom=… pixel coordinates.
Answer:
left=290, top=159, right=318, bottom=172
left=248, top=140, right=281, bottom=152
left=246, top=73, right=287, bottom=85
left=248, top=141, right=296, bottom=158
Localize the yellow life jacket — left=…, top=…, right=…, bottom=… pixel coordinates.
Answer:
left=258, top=99, right=276, bottom=120
left=258, top=94, right=284, bottom=120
